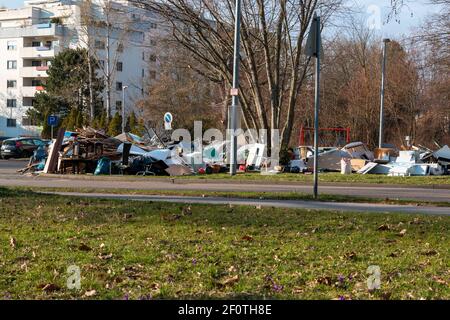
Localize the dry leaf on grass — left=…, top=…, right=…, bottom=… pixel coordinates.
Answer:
left=78, top=243, right=92, bottom=252
left=40, top=283, right=61, bottom=292
left=422, top=250, right=438, bottom=256
left=98, top=253, right=113, bottom=260
left=84, top=290, right=97, bottom=297
left=377, top=224, right=391, bottom=231
left=9, top=237, right=16, bottom=249
left=219, top=275, right=239, bottom=286
left=344, top=251, right=357, bottom=260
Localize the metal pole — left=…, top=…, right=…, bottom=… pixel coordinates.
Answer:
left=51, top=125, right=54, bottom=140
left=379, top=39, right=390, bottom=149
left=122, top=85, right=128, bottom=133
left=229, top=0, right=242, bottom=176
left=313, top=15, right=321, bottom=200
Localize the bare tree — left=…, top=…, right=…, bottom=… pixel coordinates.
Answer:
left=138, top=38, right=223, bottom=133
left=409, top=0, right=450, bottom=145
left=130, top=0, right=344, bottom=150
left=79, top=0, right=133, bottom=119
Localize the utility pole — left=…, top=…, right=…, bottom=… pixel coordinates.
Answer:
left=122, top=85, right=128, bottom=133
left=229, top=0, right=242, bottom=176
left=379, top=38, right=390, bottom=149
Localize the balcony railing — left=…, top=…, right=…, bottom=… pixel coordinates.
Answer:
left=20, top=67, right=49, bottom=78
left=0, top=23, right=67, bottom=39
left=36, top=66, right=49, bottom=71
left=22, top=86, right=45, bottom=97
left=21, top=46, right=60, bottom=58
left=22, top=87, right=37, bottom=97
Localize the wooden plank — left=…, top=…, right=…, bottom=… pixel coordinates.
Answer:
left=43, top=127, right=65, bottom=174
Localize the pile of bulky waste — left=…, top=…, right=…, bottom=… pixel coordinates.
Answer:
left=19, top=126, right=449, bottom=177
left=285, top=142, right=449, bottom=176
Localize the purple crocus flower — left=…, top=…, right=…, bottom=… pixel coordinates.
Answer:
left=272, top=284, right=284, bottom=292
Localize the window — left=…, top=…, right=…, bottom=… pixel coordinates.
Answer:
left=149, top=71, right=156, bottom=80
left=117, top=43, right=124, bottom=52
left=116, top=100, right=122, bottom=110
left=7, top=99, right=17, bottom=108
left=142, top=52, right=145, bottom=61
left=32, top=41, right=41, bottom=47
left=7, top=60, right=17, bottom=70
left=7, top=41, right=17, bottom=51
left=116, top=62, right=123, bottom=72
left=95, top=40, right=105, bottom=49
left=32, top=80, right=42, bottom=86
left=7, top=80, right=17, bottom=88
left=32, top=60, right=42, bottom=67
left=6, top=119, right=16, bottom=127
left=150, top=22, right=157, bottom=29
left=149, top=54, right=157, bottom=62
left=116, top=82, right=123, bottom=91
left=142, top=69, right=145, bottom=78
left=149, top=40, right=156, bottom=46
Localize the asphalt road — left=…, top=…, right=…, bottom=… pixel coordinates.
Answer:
left=45, top=192, right=450, bottom=216
left=1, top=159, right=449, bottom=205
left=0, top=159, right=28, bottom=174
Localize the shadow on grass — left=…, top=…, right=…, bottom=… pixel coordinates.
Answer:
left=0, top=187, right=46, bottom=198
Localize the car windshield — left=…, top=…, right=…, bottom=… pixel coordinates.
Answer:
left=33, top=139, right=45, bottom=146
left=2, top=140, right=16, bottom=146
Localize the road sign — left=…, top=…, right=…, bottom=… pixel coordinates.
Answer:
left=305, top=13, right=324, bottom=58
left=164, top=112, right=173, bottom=130
left=47, top=115, right=59, bottom=127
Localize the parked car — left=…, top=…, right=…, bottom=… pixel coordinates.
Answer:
left=0, top=138, right=47, bottom=159
left=0, top=136, right=12, bottom=143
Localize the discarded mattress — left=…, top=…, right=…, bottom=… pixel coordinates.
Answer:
left=307, top=149, right=352, bottom=171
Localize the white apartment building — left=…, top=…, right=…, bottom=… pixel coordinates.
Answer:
left=0, top=0, right=162, bottom=137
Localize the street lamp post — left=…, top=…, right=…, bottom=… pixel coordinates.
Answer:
left=122, top=85, right=128, bottom=133
left=379, top=38, right=390, bottom=149
left=229, top=0, right=242, bottom=176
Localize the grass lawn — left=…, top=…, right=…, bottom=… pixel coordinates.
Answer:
left=0, top=187, right=448, bottom=300
left=41, top=172, right=450, bottom=186
left=12, top=186, right=450, bottom=207
left=175, top=172, right=450, bottom=185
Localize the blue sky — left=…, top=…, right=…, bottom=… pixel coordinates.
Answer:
left=0, top=0, right=441, bottom=37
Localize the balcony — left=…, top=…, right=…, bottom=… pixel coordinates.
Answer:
left=22, top=86, right=45, bottom=98
left=20, top=66, right=49, bottom=78
left=21, top=46, right=60, bottom=58
left=0, top=23, right=67, bottom=39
